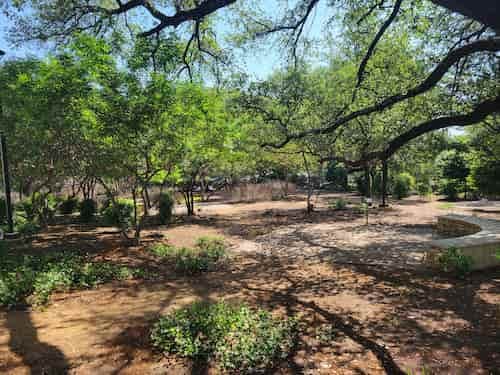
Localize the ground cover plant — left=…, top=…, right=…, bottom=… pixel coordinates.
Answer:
left=437, top=247, right=474, bottom=278
left=149, top=236, right=227, bottom=274
left=151, top=301, right=297, bottom=373
left=0, top=246, right=141, bottom=307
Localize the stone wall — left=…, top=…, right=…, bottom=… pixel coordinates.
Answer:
left=427, top=215, right=500, bottom=270
left=436, top=216, right=481, bottom=237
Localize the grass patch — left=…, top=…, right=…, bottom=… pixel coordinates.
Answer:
left=151, top=301, right=297, bottom=373
left=149, top=236, right=227, bottom=274
left=0, top=248, right=141, bottom=307
left=438, top=202, right=455, bottom=210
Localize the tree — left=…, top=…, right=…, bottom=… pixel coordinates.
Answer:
left=166, top=83, right=233, bottom=215
left=435, top=148, right=470, bottom=200
left=4, top=0, right=499, bottom=160
left=467, top=121, right=500, bottom=197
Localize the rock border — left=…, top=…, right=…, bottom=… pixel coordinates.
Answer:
left=426, top=214, right=500, bottom=270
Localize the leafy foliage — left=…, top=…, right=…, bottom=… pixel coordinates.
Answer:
left=437, top=247, right=474, bottom=278
left=416, top=180, right=432, bottom=197
left=59, top=196, right=79, bottom=214
left=393, top=173, right=415, bottom=199
left=151, top=301, right=297, bottom=372
left=101, top=198, right=134, bottom=229
left=330, top=198, right=347, bottom=210
left=439, top=179, right=460, bottom=201
left=159, top=192, right=175, bottom=225
left=0, top=250, right=139, bottom=307
left=79, top=199, right=97, bottom=222
left=149, top=237, right=227, bottom=274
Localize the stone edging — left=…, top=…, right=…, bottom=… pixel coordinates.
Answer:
left=426, top=214, right=500, bottom=270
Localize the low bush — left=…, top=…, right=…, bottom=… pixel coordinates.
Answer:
left=149, top=243, right=176, bottom=257
left=330, top=198, right=347, bottom=210
left=149, top=236, right=227, bottom=274
left=437, top=247, right=474, bottom=278
left=0, top=251, right=137, bottom=307
left=79, top=199, right=97, bottom=222
left=416, top=181, right=432, bottom=197
left=392, top=173, right=415, bottom=199
left=101, top=198, right=134, bottom=229
left=17, top=192, right=57, bottom=225
left=59, top=196, right=79, bottom=215
left=159, top=192, right=174, bottom=225
left=151, top=301, right=297, bottom=372
left=439, top=179, right=460, bottom=201
left=14, top=214, right=41, bottom=237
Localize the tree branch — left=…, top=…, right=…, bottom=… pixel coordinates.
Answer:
left=262, top=37, right=500, bottom=148
left=356, top=0, right=403, bottom=87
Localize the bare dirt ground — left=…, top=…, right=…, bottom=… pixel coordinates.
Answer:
left=1, top=194, right=499, bottom=374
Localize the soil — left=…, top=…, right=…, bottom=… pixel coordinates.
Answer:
left=1, top=194, right=499, bottom=374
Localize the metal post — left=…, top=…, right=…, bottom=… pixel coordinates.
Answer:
left=0, top=133, right=14, bottom=233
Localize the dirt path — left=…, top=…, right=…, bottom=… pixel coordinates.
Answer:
left=1, top=195, right=499, bottom=374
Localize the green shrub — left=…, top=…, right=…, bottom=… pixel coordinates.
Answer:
left=325, top=162, right=348, bottom=191
left=101, top=198, right=134, bottom=229
left=15, top=216, right=41, bottom=237
left=149, top=237, right=227, bottom=274
left=392, top=173, right=414, bottom=199
left=439, top=179, right=460, bottom=201
left=79, top=199, right=97, bottom=222
left=17, top=193, right=57, bottom=224
left=159, top=192, right=175, bottom=225
left=151, top=301, right=297, bottom=372
left=331, top=198, right=347, bottom=210
left=355, top=174, right=369, bottom=196
left=416, top=181, right=432, bottom=197
left=0, top=251, right=138, bottom=307
left=18, top=199, right=36, bottom=222
left=149, top=243, right=176, bottom=257
left=438, top=247, right=474, bottom=278
left=59, top=196, right=79, bottom=215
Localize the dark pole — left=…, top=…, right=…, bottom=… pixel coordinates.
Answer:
left=0, top=133, right=14, bottom=233
left=381, top=159, right=388, bottom=207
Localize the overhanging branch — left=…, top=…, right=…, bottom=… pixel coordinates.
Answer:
left=262, top=37, right=500, bottom=148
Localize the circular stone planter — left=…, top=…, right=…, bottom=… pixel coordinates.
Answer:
left=426, top=214, right=500, bottom=270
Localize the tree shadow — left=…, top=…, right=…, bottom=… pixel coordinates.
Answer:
left=5, top=310, right=69, bottom=374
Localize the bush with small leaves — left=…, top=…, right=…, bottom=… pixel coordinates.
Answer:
left=151, top=301, right=297, bottom=373
left=149, top=243, right=176, bottom=257
left=79, top=199, right=97, bottom=222
left=159, top=192, right=174, bottom=225
left=0, top=251, right=139, bottom=307
left=416, top=181, right=432, bottom=197
left=59, top=196, right=79, bottom=215
left=392, top=173, right=415, bottom=199
left=439, top=179, right=460, bottom=201
left=329, top=198, right=347, bottom=210
left=101, top=198, right=134, bottom=229
left=149, top=237, right=227, bottom=274
left=438, top=247, right=474, bottom=278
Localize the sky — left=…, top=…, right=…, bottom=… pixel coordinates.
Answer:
left=0, top=2, right=333, bottom=80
